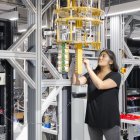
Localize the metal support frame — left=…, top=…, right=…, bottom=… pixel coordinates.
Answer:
left=8, top=59, right=36, bottom=89
left=101, top=16, right=105, bottom=49
left=41, top=87, right=62, bottom=116
left=133, top=15, right=140, bottom=21
left=21, top=0, right=36, bottom=14
left=42, top=0, right=56, bottom=15
left=35, top=1, right=42, bottom=139
left=24, top=60, right=28, bottom=124
left=8, top=24, right=36, bottom=51
left=110, top=15, right=122, bottom=67
left=123, top=59, right=140, bottom=65
left=42, top=53, right=62, bottom=79
left=124, top=41, right=133, bottom=59
left=110, top=15, right=124, bottom=113
left=124, top=15, right=133, bottom=30
left=0, top=51, right=36, bottom=60
left=109, top=13, right=140, bottom=117
left=124, top=15, right=135, bottom=38
left=110, top=14, right=140, bottom=84
left=127, top=25, right=135, bottom=38
left=42, top=79, right=71, bottom=87
left=0, top=0, right=68, bottom=139
left=122, top=14, right=140, bottom=82
left=122, top=64, right=134, bottom=83
left=58, top=89, right=63, bottom=140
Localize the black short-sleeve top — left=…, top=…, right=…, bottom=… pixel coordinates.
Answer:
left=84, top=70, right=121, bottom=129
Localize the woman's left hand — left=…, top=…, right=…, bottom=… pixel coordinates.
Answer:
left=83, top=58, right=90, bottom=68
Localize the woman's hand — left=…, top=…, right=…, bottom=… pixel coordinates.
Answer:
left=83, top=58, right=90, bottom=69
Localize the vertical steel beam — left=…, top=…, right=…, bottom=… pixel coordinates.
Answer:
left=27, top=0, right=36, bottom=140
left=101, top=16, right=105, bottom=49
left=110, top=15, right=123, bottom=112
left=35, top=0, right=42, bottom=139
left=24, top=60, right=28, bottom=124
left=110, top=15, right=122, bottom=67
left=58, top=89, right=63, bottom=140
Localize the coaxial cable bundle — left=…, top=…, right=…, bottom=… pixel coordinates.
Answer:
left=58, top=43, right=70, bottom=73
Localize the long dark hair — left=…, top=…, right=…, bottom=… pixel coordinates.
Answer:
left=95, top=49, right=119, bottom=73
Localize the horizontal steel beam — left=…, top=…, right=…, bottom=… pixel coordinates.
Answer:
left=42, top=127, right=58, bottom=135
left=8, top=24, right=36, bottom=51
left=8, top=59, right=36, bottom=89
left=123, top=59, right=140, bottom=65
left=0, top=50, right=36, bottom=60
left=47, top=49, right=95, bottom=55
left=42, top=79, right=71, bottom=87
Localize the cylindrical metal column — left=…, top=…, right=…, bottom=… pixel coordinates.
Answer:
left=110, top=15, right=123, bottom=113
left=27, top=0, right=42, bottom=140
left=35, top=0, right=42, bottom=139
left=110, top=15, right=122, bottom=67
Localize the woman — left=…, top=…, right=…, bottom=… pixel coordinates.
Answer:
left=73, top=49, right=121, bottom=140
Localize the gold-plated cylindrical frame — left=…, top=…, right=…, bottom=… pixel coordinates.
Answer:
left=56, top=0, right=104, bottom=74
